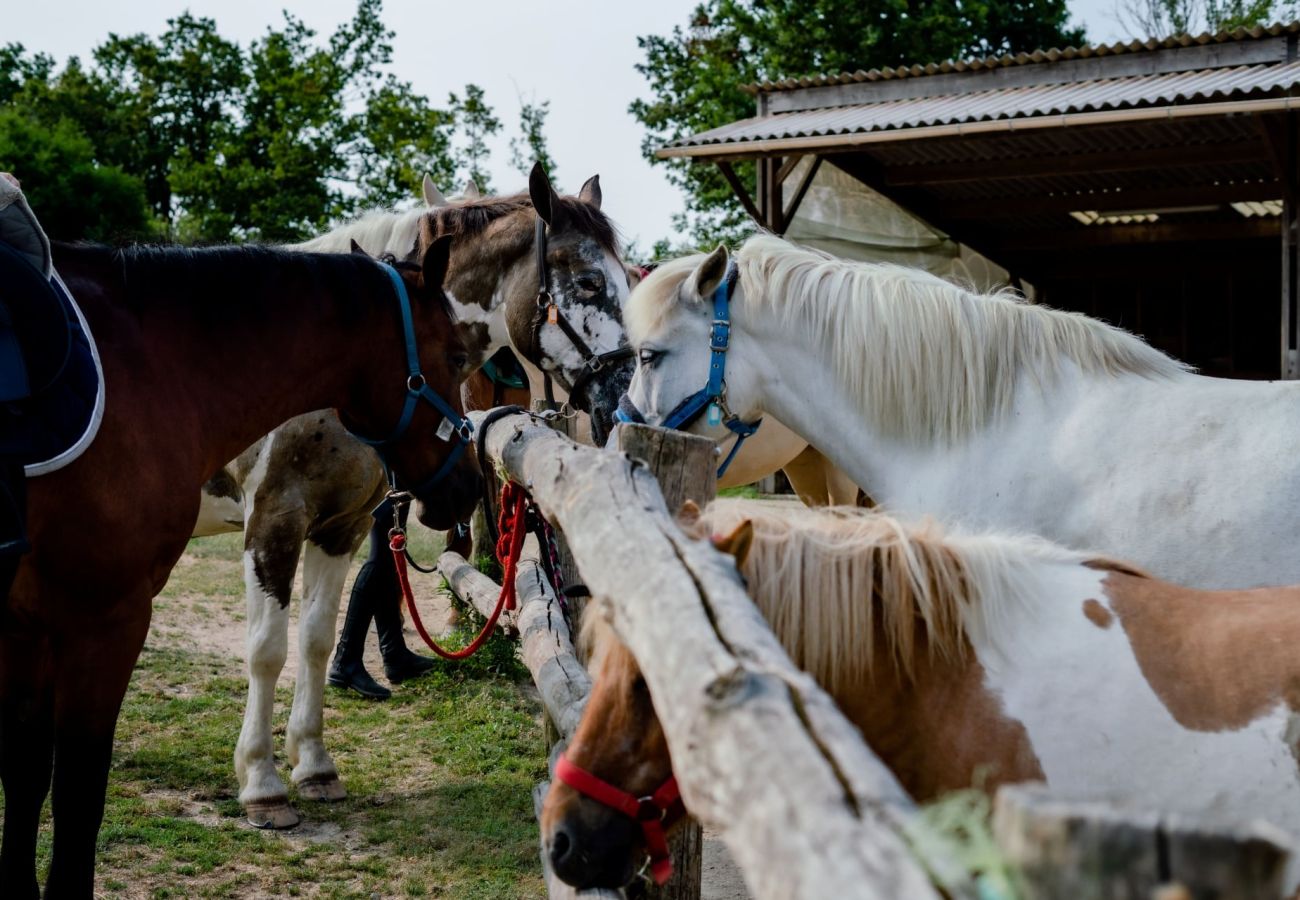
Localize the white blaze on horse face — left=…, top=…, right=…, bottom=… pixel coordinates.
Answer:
left=970, top=560, right=1300, bottom=850
left=538, top=243, right=628, bottom=385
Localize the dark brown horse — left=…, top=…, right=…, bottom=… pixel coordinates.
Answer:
left=0, top=238, right=480, bottom=897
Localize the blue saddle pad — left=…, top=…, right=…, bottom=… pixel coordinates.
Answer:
left=0, top=244, right=103, bottom=474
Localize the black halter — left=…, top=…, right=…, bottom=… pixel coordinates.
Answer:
left=531, top=217, right=632, bottom=409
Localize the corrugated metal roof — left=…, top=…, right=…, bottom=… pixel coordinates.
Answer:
left=746, top=22, right=1300, bottom=93
left=670, top=62, right=1300, bottom=150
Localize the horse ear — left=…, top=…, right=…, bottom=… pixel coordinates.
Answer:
left=711, top=519, right=754, bottom=569
left=422, top=173, right=447, bottom=207
left=349, top=239, right=369, bottom=256
left=677, top=499, right=702, bottom=526
left=529, top=161, right=562, bottom=226
left=687, top=244, right=729, bottom=304
left=462, top=178, right=482, bottom=200
left=422, top=235, right=453, bottom=291
left=577, top=174, right=602, bottom=210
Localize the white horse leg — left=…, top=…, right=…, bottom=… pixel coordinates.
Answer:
left=234, top=545, right=299, bottom=828
left=286, top=543, right=351, bottom=802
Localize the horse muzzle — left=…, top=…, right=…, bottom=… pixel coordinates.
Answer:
left=615, top=394, right=647, bottom=426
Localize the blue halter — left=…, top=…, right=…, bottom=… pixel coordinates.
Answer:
left=617, top=264, right=761, bottom=478
left=346, top=264, right=474, bottom=495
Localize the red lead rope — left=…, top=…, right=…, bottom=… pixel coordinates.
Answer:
left=554, top=754, right=681, bottom=885
left=390, top=481, right=529, bottom=660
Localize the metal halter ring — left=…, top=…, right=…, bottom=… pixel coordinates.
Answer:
left=407, top=373, right=425, bottom=391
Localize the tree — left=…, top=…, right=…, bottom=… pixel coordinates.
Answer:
left=631, top=0, right=1087, bottom=246
left=1119, top=0, right=1294, bottom=37
left=448, top=83, right=501, bottom=194
left=509, top=93, right=557, bottom=182
left=0, top=0, right=463, bottom=242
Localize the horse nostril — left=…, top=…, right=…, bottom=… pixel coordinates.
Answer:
left=549, top=829, right=572, bottom=868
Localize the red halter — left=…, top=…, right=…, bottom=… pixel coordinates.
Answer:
left=553, top=753, right=681, bottom=885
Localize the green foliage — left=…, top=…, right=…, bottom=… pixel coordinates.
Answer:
left=509, top=93, right=556, bottom=182
left=631, top=0, right=1087, bottom=246
left=449, top=84, right=502, bottom=194
left=1120, top=0, right=1295, bottom=36
left=0, top=108, right=152, bottom=241
left=1, top=1, right=548, bottom=243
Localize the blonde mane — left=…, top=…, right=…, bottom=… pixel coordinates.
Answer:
left=630, top=236, right=1190, bottom=444
left=583, top=499, right=1101, bottom=695
left=290, top=206, right=427, bottom=257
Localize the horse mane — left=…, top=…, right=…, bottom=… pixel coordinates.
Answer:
left=56, top=242, right=450, bottom=320
left=683, top=500, right=1095, bottom=692
left=290, top=206, right=427, bottom=258
left=426, top=192, right=621, bottom=256
left=633, top=236, right=1190, bottom=445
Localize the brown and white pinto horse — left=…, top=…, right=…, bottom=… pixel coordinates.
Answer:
left=1, top=239, right=480, bottom=898
left=542, top=500, right=1300, bottom=892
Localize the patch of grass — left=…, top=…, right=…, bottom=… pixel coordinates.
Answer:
left=908, top=788, right=1019, bottom=900
left=4, top=525, right=546, bottom=898
left=718, top=484, right=761, bottom=499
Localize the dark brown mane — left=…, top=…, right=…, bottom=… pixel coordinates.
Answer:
left=426, top=192, right=620, bottom=255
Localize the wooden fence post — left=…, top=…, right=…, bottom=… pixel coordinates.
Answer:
left=613, top=423, right=716, bottom=900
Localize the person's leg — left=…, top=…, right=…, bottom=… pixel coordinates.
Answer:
left=326, top=517, right=390, bottom=700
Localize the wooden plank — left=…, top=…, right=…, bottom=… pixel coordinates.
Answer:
left=774, top=153, right=804, bottom=186
left=885, top=141, right=1270, bottom=186
left=996, top=218, right=1279, bottom=252
left=535, top=782, right=626, bottom=900
left=763, top=37, right=1289, bottom=114
left=780, top=156, right=823, bottom=234
left=993, top=784, right=1292, bottom=900
left=472, top=411, right=956, bottom=900
left=437, top=551, right=518, bottom=635
left=716, top=162, right=764, bottom=227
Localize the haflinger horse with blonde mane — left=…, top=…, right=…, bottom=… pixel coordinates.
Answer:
left=622, top=235, right=1300, bottom=589
left=542, top=499, right=1300, bottom=892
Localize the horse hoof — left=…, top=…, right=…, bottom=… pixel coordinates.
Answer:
left=297, top=775, right=347, bottom=802
left=245, top=800, right=301, bottom=829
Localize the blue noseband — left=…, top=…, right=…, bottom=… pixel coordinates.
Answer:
left=345, top=264, right=474, bottom=495
left=617, top=264, right=761, bottom=478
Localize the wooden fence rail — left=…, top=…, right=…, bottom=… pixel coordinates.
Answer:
left=442, top=411, right=951, bottom=900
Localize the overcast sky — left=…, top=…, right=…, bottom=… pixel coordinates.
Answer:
left=12, top=0, right=1126, bottom=250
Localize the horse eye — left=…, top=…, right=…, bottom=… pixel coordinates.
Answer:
left=576, top=272, right=604, bottom=293
left=451, top=353, right=469, bottom=371
left=638, top=348, right=661, bottom=367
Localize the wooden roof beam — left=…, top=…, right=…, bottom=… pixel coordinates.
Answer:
left=942, top=179, right=1281, bottom=219
left=995, top=218, right=1280, bottom=251
left=884, top=141, right=1270, bottom=186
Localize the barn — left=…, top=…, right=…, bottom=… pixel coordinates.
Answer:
left=659, top=24, right=1300, bottom=380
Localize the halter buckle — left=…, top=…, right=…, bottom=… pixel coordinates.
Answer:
left=709, top=320, right=730, bottom=351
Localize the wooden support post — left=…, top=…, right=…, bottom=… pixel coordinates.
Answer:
left=1283, top=111, right=1299, bottom=379
left=614, top=423, right=716, bottom=900
left=994, top=784, right=1292, bottom=900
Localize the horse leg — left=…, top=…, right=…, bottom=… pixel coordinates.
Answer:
left=781, top=445, right=833, bottom=507
left=286, top=543, right=350, bottom=803
left=823, top=459, right=866, bottom=508
left=0, top=625, right=52, bottom=900
left=234, top=513, right=303, bottom=829
left=43, top=611, right=149, bottom=898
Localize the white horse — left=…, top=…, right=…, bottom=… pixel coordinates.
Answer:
left=624, top=235, right=1300, bottom=589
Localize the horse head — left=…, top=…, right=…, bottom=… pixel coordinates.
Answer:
left=540, top=510, right=753, bottom=890
left=337, top=236, right=482, bottom=529
left=419, top=163, right=634, bottom=444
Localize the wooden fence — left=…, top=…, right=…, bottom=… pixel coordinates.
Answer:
left=434, top=410, right=1294, bottom=900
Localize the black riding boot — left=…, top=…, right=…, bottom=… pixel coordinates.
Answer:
left=327, top=556, right=390, bottom=701
left=373, top=526, right=435, bottom=684
left=0, top=460, right=27, bottom=601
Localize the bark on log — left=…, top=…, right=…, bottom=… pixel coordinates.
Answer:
left=535, top=782, right=627, bottom=900
left=993, top=783, right=1293, bottom=900
left=437, top=551, right=518, bottom=635
left=470, top=411, right=950, bottom=900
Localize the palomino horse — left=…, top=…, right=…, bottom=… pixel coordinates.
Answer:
left=623, top=235, right=1300, bottom=588
left=1, top=239, right=480, bottom=898
left=542, top=500, right=1300, bottom=891
left=194, top=166, right=637, bottom=828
